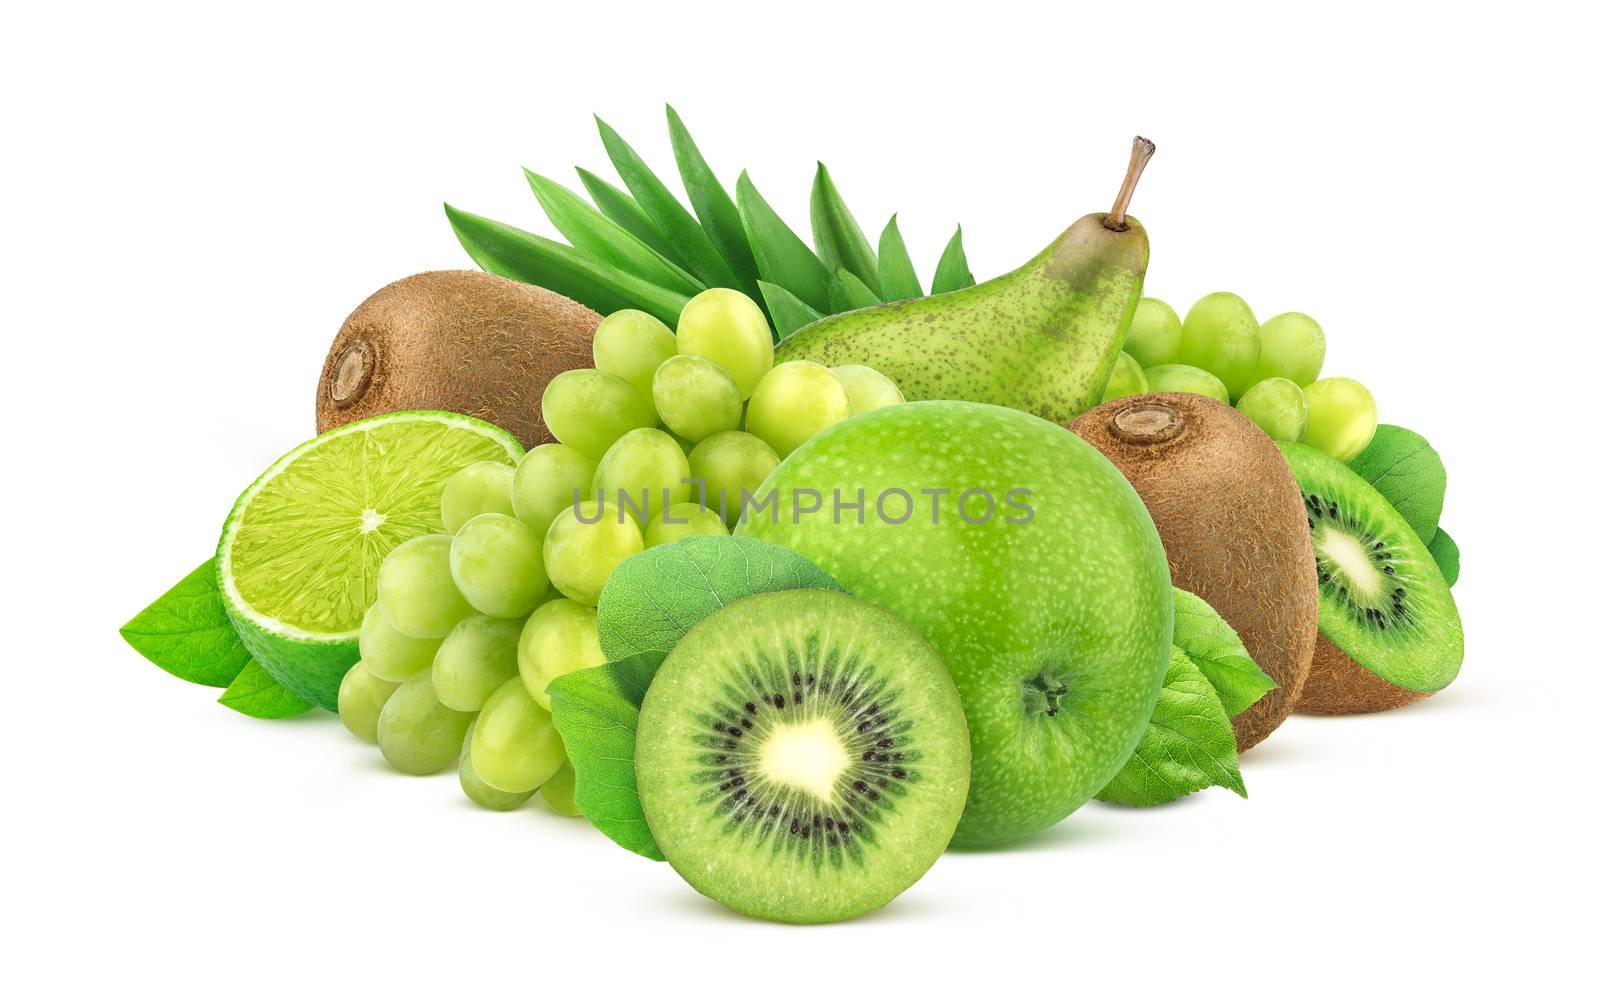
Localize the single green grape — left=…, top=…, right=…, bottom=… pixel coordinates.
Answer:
left=1254, top=312, right=1326, bottom=386
left=674, top=288, right=774, bottom=398
left=542, top=500, right=644, bottom=605
left=518, top=598, right=605, bottom=708
left=376, top=535, right=474, bottom=639
left=1144, top=364, right=1230, bottom=403
left=1302, top=377, right=1378, bottom=461
left=541, top=369, right=656, bottom=461
left=652, top=354, right=743, bottom=442
left=540, top=761, right=583, bottom=817
left=439, top=461, right=516, bottom=535
left=745, top=360, right=850, bottom=458
left=358, top=600, right=443, bottom=682
left=1178, top=292, right=1262, bottom=399
left=687, top=431, right=779, bottom=527
left=591, top=427, right=692, bottom=525
left=432, top=613, right=525, bottom=712
left=1123, top=297, right=1184, bottom=368
left=449, top=513, right=547, bottom=618
left=470, top=677, right=566, bottom=794
left=1234, top=377, right=1310, bottom=441
left=337, top=661, right=400, bottom=743
left=831, top=364, right=905, bottom=415
left=459, top=723, right=536, bottom=811
left=1101, top=352, right=1149, bottom=402
left=644, top=502, right=730, bottom=548
left=511, top=443, right=595, bottom=537
left=376, top=674, right=473, bottom=775
left=592, top=309, right=676, bottom=418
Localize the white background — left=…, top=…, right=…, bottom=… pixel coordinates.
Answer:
left=4, top=2, right=1593, bottom=999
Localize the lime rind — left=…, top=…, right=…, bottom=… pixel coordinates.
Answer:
left=217, top=411, right=523, bottom=709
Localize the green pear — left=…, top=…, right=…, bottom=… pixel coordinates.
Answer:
left=775, top=139, right=1155, bottom=424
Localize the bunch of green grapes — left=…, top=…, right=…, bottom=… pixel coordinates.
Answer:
left=1113, top=293, right=1378, bottom=462
left=333, top=460, right=578, bottom=814
left=335, top=287, right=906, bottom=814
left=545, top=288, right=903, bottom=533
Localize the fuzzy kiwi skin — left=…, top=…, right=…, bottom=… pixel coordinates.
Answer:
left=317, top=271, right=598, bottom=449
left=1296, top=634, right=1431, bottom=714
left=1069, top=392, right=1319, bottom=752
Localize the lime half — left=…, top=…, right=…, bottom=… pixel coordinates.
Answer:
left=217, top=411, right=523, bottom=709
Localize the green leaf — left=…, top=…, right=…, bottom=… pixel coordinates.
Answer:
left=525, top=170, right=703, bottom=297
left=1171, top=588, right=1277, bottom=716
left=826, top=268, right=880, bottom=312
left=576, top=167, right=690, bottom=270
left=665, top=105, right=760, bottom=298
left=1096, top=649, right=1246, bottom=807
left=1347, top=424, right=1447, bottom=543
left=760, top=280, right=825, bottom=341
left=1429, top=527, right=1460, bottom=586
left=809, top=163, right=880, bottom=295
left=445, top=203, right=690, bottom=327
left=547, top=651, right=667, bottom=861
left=876, top=215, right=923, bottom=301
left=121, top=560, right=252, bottom=688
left=931, top=225, right=975, bottom=293
left=218, top=659, right=315, bottom=719
left=596, top=536, right=844, bottom=662
left=736, top=171, right=832, bottom=314
left=594, top=116, right=742, bottom=290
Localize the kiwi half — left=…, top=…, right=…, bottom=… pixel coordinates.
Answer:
left=1069, top=393, right=1318, bottom=751
left=1277, top=442, right=1463, bottom=713
left=634, top=589, right=969, bottom=924
left=316, top=271, right=597, bottom=449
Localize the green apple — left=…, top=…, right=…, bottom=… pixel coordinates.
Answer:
left=737, top=401, right=1172, bottom=846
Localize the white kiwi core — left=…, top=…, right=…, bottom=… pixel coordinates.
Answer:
left=758, top=718, right=850, bottom=802
left=1317, top=525, right=1384, bottom=603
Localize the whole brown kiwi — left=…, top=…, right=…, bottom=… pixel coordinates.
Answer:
left=316, top=271, right=599, bottom=448
left=1069, top=392, right=1318, bottom=751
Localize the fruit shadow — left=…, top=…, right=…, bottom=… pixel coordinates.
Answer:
left=668, top=886, right=963, bottom=926
left=943, top=809, right=1130, bottom=855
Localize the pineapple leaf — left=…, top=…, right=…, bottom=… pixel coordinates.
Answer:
left=736, top=171, right=831, bottom=313
left=931, top=225, right=975, bottom=293
left=575, top=167, right=690, bottom=271
left=594, top=116, right=741, bottom=290
left=810, top=163, right=880, bottom=296
left=526, top=170, right=703, bottom=297
left=826, top=268, right=880, bottom=313
left=665, top=106, right=761, bottom=299
left=759, top=281, right=825, bottom=342
left=876, top=214, right=923, bottom=301
left=445, top=203, right=689, bottom=326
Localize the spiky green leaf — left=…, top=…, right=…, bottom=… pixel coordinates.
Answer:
left=877, top=214, right=923, bottom=301
left=526, top=170, right=703, bottom=297
left=446, top=203, right=689, bottom=326
left=595, top=116, right=741, bottom=289
left=931, top=225, right=975, bottom=293
left=736, top=171, right=831, bottom=313
left=810, top=163, right=880, bottom=295
left=665, top=105, right=760, bottom=298
left=760, top=281, right=826, bottom=341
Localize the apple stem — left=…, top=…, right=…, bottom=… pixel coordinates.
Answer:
left=1105, top=137, right=1156, bottom=232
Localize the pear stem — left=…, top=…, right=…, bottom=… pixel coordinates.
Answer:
left=1105, top=137, right=1156, bottom=231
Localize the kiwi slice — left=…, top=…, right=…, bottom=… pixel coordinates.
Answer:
left=635, top=589, right=969, bottom=924
left=1278, top=443, right=1463, bottom=709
